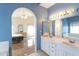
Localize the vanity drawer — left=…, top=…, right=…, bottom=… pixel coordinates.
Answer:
left=49, top=43, right=55, bottom=56
left=50, top=47, right=55, bottom=56
left=50, top=50, right=55, bottom=56
left=50, top=43, right=55, bottom=48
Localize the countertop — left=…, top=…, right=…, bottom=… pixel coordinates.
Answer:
left=41, top=36, right=79, bottom=48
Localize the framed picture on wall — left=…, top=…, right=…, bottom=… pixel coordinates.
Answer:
left=18, top=24, right=23, bottom=32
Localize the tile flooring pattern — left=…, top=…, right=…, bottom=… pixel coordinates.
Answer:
left=12, top=38, right=47, bottom=56
left=12, top=38, right=35, bottom=56
left=28, top=50, right=48, bottom=56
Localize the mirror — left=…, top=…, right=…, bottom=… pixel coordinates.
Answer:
left=52, top=20, right=55, bottom=36
left=41, top=20, right=54, bottom=37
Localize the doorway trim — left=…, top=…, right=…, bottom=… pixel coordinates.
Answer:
left=11, top=7, right=37, bottom=52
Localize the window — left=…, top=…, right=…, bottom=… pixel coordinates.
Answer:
left=27, top=25, right=35, bottom=35
left=27, top=25, right=35, bottom=47
left=70, top=22, right=79, bottom=34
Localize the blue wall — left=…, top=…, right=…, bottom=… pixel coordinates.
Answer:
left=43, top=22, right=48, bottom=33
left=0, top=3, right=48, bottom=55
left=48, top=3, right=79, bottom=16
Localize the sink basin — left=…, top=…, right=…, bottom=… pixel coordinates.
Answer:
left=69, top=40, right=75, bottom=43
left=62, top=40, right=75, bottom=46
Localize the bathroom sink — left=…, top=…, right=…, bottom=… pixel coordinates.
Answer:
left=62, top=40, right=75, bottom=46
left=69, top=40, right=75, bottom=44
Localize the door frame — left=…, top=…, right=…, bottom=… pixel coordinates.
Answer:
left=11, top=7, right=37, bottom=53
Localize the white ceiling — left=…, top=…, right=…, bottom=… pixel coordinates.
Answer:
left=40, top=3, right=55, bottom=8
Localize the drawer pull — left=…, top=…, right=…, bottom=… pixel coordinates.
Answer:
left=52, top=47, right=54, bottom=48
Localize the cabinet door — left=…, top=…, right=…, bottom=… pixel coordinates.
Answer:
left=62, top=44, right=79, bottom=56
left=41, top=39, right=45, bottom=51
left=49, top=43, right=55, bottom=56
left=55, top=43, right=64, bottom=56
left=44, top=40, right=50, bottom=55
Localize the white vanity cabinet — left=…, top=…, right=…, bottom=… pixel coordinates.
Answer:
left=55, top=43, right=79, bottom=56
left=41, top=38, right=55, bottom=55
left=44, top=40, right=50, bottom=55
left=55, top=43, right=75, bottom=56
left=41, top=37, right=79, bottom=56
left=61, top=44, right=79, bottom=56
left=55, top=43, right=64, bottom=56
left=41, top=38, right=45, bottom=51
left=41, top=39, right=50, bottom=55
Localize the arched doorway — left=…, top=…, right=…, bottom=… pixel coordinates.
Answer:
left=11, top=7, right=37, bottom=56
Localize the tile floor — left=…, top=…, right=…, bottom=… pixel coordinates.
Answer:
left=27, top=50, right=48, bottom=56
left=12, top=38, right=47, bottom=56
left=12, top=38, right=35, bottom=56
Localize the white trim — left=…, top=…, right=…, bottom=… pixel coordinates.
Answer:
left=34, top=14, right=37, bottom=52
left=40, top=3, right=55, bottom=8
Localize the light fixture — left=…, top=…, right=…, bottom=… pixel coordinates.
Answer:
left=50, top=8, right=75, bottom=20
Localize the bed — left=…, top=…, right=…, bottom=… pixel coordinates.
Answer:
left=12, top=34, right=23, bottom=44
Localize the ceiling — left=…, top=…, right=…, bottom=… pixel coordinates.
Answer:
left=40, top=3, right=56, bottom=8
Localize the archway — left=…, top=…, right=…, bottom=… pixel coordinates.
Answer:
left=11, top=7, right=37, bottom=56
